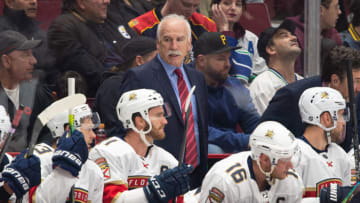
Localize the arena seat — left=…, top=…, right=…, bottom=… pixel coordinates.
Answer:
left=239, top=3, right=271, bottom=37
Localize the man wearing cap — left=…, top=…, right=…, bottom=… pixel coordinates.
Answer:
left=248, top=20, right=302, bottom=115
left=95, top=36, right=157, bottom=136
left=0, top=30, right=54, bottom=152
left=194, top=32, right=259, bottom=153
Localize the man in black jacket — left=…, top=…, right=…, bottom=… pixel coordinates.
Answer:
left=48, top=0, right=137, bottom=97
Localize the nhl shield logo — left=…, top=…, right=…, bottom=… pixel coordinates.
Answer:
left=118, top=25, right=131, bottom=39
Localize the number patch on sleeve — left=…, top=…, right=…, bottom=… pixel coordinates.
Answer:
left=225, top=163, right=247, bottom=183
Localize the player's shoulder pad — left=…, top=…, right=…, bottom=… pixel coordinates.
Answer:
left=189, top=12, right=217, bottom=32
left=128, top=9, right=160, bottom=34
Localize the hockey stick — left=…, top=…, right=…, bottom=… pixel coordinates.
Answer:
left=0, top=105, right=25, bottom=164
left=27, top=94, right=86, bottom=157
left=346, top=60, right=360, bottom=182
left=178, top=86, right=196, bottom=165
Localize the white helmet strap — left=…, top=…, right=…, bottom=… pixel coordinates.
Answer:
left=257, top=159, right=276, bottom=186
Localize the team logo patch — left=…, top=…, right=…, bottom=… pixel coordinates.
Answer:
left=128, top=19, right=138, bottom=27
left=73, top=188, right=88, bottom=203
left=95, top=157, right=111, bottom=180
left=128, top=176, right=150, bottom=189
left=316, top=178, right=342, bottom=197
left=321, top=91, right=329, bottom=99
left=118, top=25, right=131, bottom=39
left=265, top=130, right=274, bottom=138
left=208, top=187, right=225, bottom=203
left=129, top=93, right=137, bottom=100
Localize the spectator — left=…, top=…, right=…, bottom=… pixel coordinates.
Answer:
left=193, top=32, right=259, bottom=153
left=108, top=0, right=153, bottom=23
left=287, top=0, right=342, bottom=76
left=0, top=30, right=54, bottom=152
left=128, top=0, right=217, bottom=45
left=296, top=87, right=351, bottom=198
left=211, top=0, right=267, bottom=83
left=48, top=0, right=136, bottom=97
left=340, top=0, right=360, bottom=49
left=260, top=45, right=360, bottom=152
left=249, top=20, right=302, bottom=115
left=0, top=0, right=56, bottom=84
left=95, top=37, right=157, bottom=134
left=119, top=14, right=209, bottom=188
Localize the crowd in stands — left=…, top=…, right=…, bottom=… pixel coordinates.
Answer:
left=2, top=0, right=360, bottom=202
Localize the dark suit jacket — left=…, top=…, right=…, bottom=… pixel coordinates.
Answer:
left=118, top=56, right=209, bottom=188
left=260, top=75, right=353, bottom=152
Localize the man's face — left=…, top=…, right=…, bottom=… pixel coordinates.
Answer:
left=330, top=109, right=346, bottom=144
left=271, top=157, right=293, bottom=180
left=80, top=117, right=96, bottom=150
left=157, top=19, right=192, bottom=68
left=148, top=106, right=168, bottom=141
left=219, top=0, right=243, bottom=24
left=334, top=70, right=360, bottom=101
left=81, top=0, right=110, bottom=23
left=8, top=0, right=38, bottom=18
left=170, top=0, right=201, bottom=19
left=5, top=49, right=37, bottom=82
left=320, top=0, right=341, bottom=30
left=203, top=51, right=231, bottom=85
left=268, top=29, right=300, bottom=59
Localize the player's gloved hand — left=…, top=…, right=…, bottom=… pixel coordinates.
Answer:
left=52, top=130, right=88, bottom=177
left=320, top=183, right=360, bottom=203
left=0, top=154, right=9, bottom=171
left=1, top=150, right=41, bottom=198
left=143, top=164, right=193, bottom=203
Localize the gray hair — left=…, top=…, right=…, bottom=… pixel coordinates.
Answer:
left=156, top=14, right=192, bottom=43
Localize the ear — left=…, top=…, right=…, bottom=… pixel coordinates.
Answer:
left=5, top=0, right=15, bottom=9
left=330, top=74, right=341, bottom=89
left=135, top=55, right=144, bottom=66
left=187, top=38, right=192, bottom=52
left=134, top=116, right=146, bottom=131
left=259, top=153, right=271, bottom=171
left=195, top=54, right=206, bottom=71
left=1, top=54, right=11, bottom=70
left=266, top=45, right=276, bottom=57
left=76, top=0, right=86, bottom=10
left=320, top=112, right=334, bottom=128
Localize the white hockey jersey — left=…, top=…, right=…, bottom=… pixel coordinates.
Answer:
left=295, top=139, right=351, bottom=198
left=199, top=151, right=304, bottom=203
left=24, top=143, right=104, bottom=203
left=89, top=136, right=179, bottom=202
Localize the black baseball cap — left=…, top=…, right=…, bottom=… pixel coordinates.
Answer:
left=0, top=30, right=42, bottom=55
left=257, top=19, right=296, bottom=62
left=193, top=32, right=241, bottom=58
left=120, top=37, right=156, bottom=63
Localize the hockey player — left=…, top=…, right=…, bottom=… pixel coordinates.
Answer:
left=297, top=87, right=352, bottom=198
left=0, top=105, right=41, bottom=201
left=89, top=88, right=193, bottom=203
left=199, top=121, right=304, bottom=202
left=26, top=104, right=104, bottom=203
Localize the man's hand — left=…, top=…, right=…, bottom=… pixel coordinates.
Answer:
left=1, top=150, right=41, bottom=198
left=143, top=164, right=193, bottom=203
left=52, top=130, right=88, bottom=177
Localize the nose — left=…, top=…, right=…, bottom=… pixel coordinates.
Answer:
left=30, top=55, right=37, bottom=65
left=103, top=0, right=110, bottom=5
left=90, top=129, right=97, bottom=139
left=170, top=40, right=178, bottom=50
left=162, top=117, right=168, bottom=125
left=225, top=58, right=231, bottom=69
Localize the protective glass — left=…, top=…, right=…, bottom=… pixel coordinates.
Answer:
left=80, top=112, right=101, bottom=130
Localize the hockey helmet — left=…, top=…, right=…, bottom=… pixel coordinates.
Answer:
left=0, top=105, right=11, bottom=142
left=299, top=87, right=347, bottom=132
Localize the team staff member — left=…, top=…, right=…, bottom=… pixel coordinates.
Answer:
left=119, top=14, right=209, bottom=188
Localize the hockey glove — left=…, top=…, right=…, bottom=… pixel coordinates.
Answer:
left=143, top=164, right=193, bottom=203
left=320, top=183, right=360, bottom=203
left=0, top=154, right=9, bottom=171
left=1, top=150, right=41, bottom=198
left=52, top=130, right=88, bottom=177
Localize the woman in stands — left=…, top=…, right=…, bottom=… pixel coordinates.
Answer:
left=211, top=0, right=266, bottom=84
